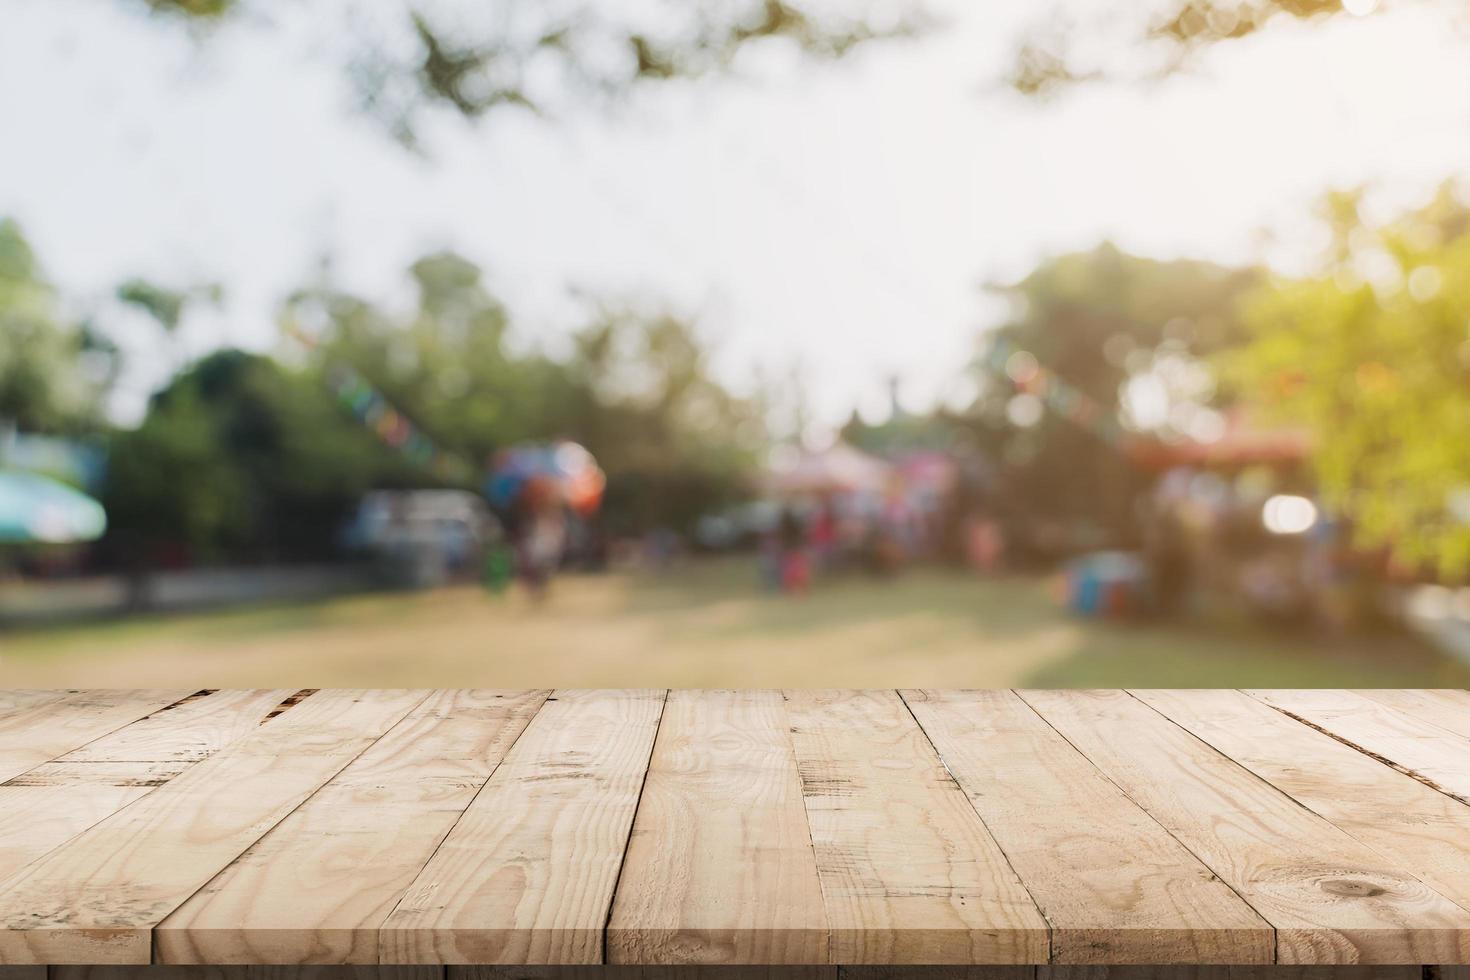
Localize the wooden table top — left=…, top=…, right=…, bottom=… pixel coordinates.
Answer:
left=2, top=689, right=1469, bottom=968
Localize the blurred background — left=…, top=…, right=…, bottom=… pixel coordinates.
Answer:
left=3, top=0, right=1470, bottom=688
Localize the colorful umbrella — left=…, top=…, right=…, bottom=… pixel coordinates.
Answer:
left=0, top=471, right=108, bottom=544
left=484, top=441, right=606, bottom=516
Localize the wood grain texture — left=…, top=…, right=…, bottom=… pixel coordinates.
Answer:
left=158, top=690, right=551, bottom=965
left=607, top=690, right=827, bottom=966
left=9, top=690, right=1470, bottom=967
left=0, top=690, right=428, bottom=965
left=1019, top=689, right=1470, bottom=965
left=0, top=689, right=192, bottom=783
left=0, top=689, right=295, bottom=882
left=902, top=690, right=1272, bottom=965
left=784, top=690, right=1048, bottom=964
left=1247, top=690, right=1470, bottom=801
left=0, top=689, right=78, bottom=718
left=1135, top=689, right=1470, bottom=916
left=1352, top=689, right=1470, bottom=742
left=1035, top=969, right=1420, bottom=980
left=61, top=689, right=299, bottom=765
left=53, top=969, right=441, bottom=980
left=382, top=690, right=666, bottom=965
left=452, top=968, right=839, bottom=980
left=840, top=970, right=1035, bottom=980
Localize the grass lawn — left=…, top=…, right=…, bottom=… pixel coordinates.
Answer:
left=2, top=559, right=1466, bottom=689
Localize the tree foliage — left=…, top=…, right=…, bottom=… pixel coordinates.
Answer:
left=116, top=278, right=222, bottom=335
left=973, top=245, right=1259, bottom=540
left=1005, top=0, right=1447, bottom=97
left=1220, top=184, right=1470, bottom=576
left=103, top=350, right=422, bottom=563
left=281, top=252, right=764, bottom=540
left=565, top=305, right=767, bottom=533
left=124, top=0, right=924, bottom=148
left=0, top=219, right=103, bottom=434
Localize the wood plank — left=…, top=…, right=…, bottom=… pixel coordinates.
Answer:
left=1018, top=689, right=1470, bottom=964
left=0, top=689, right=192, bottom=783
left=1136, top=689, right=1470, bottom=915
left=1348, top=689, right=1470, bottom=744
left=841, top=970, right=1034, bottom=980
left=1246, top=690, right=1470, bottom=801
left=0, top=689, right=294, bottom=880
left=0, top=689, right=77, bottom=718
left=783, top=690, right=1048, bottom=964
left=0, top=689, right=429, bottom=965
left=0, top=762, right=170, bottom=878
left=606, top=690, right=827, bottom=965
left=451, top=969, right=840, bottom=980
left=60, top=689, right=299, bottom=764
left=250, top=970, right=442, bottom=980
left=158, top=690, right=551, bottom=964
left=53, top=969, right=441, bottom=980
left=1035, top=969, right=1419, bottom=980
left=382, top=689, right=666, bottom=965
left=903, top=690, right=1272, bottom=964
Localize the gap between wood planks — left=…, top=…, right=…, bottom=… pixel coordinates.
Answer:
left=1118, top=690, right=1470, bottom=957
left=892, top=690, right=1057, bottom=960
left=126, top=690, right=436, bottom=967
left=780, top=691, right=834, bottom=965
left=1013, top=692, right=1281, bottom=961
left=148, top=689, right=1470, bottom=965
left=11, top=690, right=1470, bottom=966
left=260, top=690, right=319, bottom=724
left=1247, top=700, right=1470, bottom=807
left=0, top=689, right=316, bottom=789
left=598, top=691, right=672, bottom=966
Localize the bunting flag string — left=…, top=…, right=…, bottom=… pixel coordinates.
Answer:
left=281, top=319, right=474, bottom=483
left=983, top=337, right=1125, bottom=446
left=324, top=364, right=471, bottom=481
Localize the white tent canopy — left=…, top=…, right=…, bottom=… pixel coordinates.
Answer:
left=765, top=442, right=892, bottom=496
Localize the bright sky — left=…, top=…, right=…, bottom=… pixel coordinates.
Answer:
left=3, top=0, right=1468, bottom=432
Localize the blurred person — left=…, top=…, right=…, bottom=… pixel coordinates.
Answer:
left=778, top=506, right=811, bottom=595
left=757, top=528, right=783, bottom=591
left=513, top=475, right=567, bottom=602
left=808, top=498, right=838, bottom=571
left=964, top=511, right=1005, bottom=573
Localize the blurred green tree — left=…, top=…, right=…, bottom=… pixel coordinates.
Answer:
left=566, top=305, right=767, bottom=534
left=284, top=254, right=765, bottom=536
left=973, top=245, right=1259, bottom=546
left=282, top=251, right=582, bottom=463
left=104, top=349, right=419, bottom=564
left=115, top=278, right=223, bottom=335
left=116, top=277, right=224, bottom=372
left=1220, top=184, right=1470, bottom=576
left=0, top=219, right=104, bottom=434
